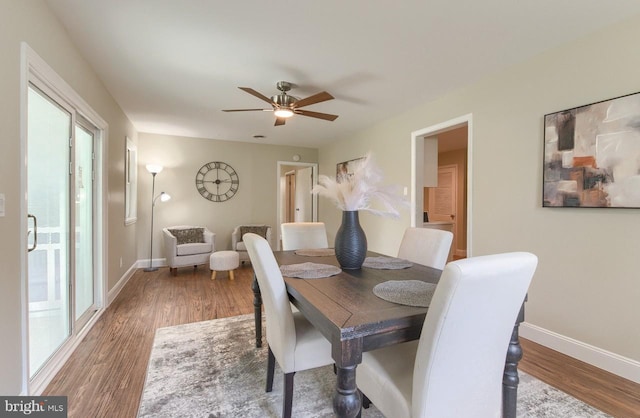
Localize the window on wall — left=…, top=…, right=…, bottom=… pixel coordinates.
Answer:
left=125, top=137, right=137, bottom=224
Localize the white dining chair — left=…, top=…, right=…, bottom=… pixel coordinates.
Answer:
left=281, top=222, right=329, bottom=251
left=243, top=233, right=334, bottom=418
left=356, top=252, right=538, bottom=418
left=397, top=227, right=453, bottom=269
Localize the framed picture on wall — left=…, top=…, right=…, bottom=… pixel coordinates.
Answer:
left=543, top=91, right=640, bottom=208
left=336, top=157, right=364, bottom=182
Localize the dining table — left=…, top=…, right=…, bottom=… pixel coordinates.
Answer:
left=251, top=250, right=526, bottom=418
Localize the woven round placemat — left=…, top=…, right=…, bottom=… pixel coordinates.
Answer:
left=280, top=262, right=342, bottom=279
left=363, top=256, right=413, bottom=270
left=373, top=280, right=436, bottom=307
left=294, top=248, right=336, bottom=257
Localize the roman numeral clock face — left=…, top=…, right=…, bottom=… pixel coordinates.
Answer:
left=195, top=161, right=239, bottom=202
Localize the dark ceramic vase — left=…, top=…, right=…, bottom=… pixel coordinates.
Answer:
left=335, top=211, right=367, bottom=270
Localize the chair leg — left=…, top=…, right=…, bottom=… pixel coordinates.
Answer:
left=211, top=270, right=217, bottom=280
left=229, top=269, right=235, bottom=280
left=283, top=372, right=295, bottom=418
left=266, top=346, right=275, bottom=392
left=170, top=267, right=177, bottom=276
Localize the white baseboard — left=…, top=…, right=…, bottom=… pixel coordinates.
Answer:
left=107, top=262, right=138, bottom=305
left=520, top=322, right=640, bottom=384
left=136, top=258, right=168, bottom=270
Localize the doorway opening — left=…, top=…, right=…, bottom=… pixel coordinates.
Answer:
left=411, top=114, right=472, bottom=258
left=275, top=161, right=318, bottom=250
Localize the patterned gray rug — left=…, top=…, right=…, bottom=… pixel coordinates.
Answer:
left=138, top=314, right=610, bottom=418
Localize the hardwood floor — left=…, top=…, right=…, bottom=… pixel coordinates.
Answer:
left=43, top=265, right=255, bottom=418
left=519, top=338, right=640, bottom=418
left=44, top=265, right=640, bottom=418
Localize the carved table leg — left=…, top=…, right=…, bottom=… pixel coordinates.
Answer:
left=333, top=365, right=361, bottom=418
left=503, top=300, right=525, bottom=418
left=252, top=274, right=262, bottom=348
left=332, top=339, right=362, bottom=418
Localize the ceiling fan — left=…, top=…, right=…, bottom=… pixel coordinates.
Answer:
left=222, top=81, right=339, bottom=126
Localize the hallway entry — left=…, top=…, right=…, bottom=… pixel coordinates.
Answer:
left=411, top=114, right=472, bottom=258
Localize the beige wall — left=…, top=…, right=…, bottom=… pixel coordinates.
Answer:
left=319, top=15, right=640, bottom=370
left=0, top=0, right=138, bottom=393
left=136, top=133, right=317, bottom=260
left=317, top=129, right=413, bottom=256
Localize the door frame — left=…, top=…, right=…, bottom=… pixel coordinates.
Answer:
left=411, top=113, right=473, bottom=257
left=275, top=161, right=318, bottom=250
left=20, top=42, right=108, bottom=395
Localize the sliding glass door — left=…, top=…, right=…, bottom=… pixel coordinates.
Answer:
left=74, top=121, right=97, bottom=329
left=27, top=84, right=97, bottom=378
left=27, top=85, right=72, bottom=377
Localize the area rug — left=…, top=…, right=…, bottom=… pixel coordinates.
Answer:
left=138, top=314, right=610, bottom=418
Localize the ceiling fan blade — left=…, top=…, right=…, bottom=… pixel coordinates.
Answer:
left=274, top=117, right=287, bottom=126
left=292, top=91, right=334, bottom=108
left=295, top=109, right=339, bottom=121
left=239, top=87, right=274, bottom=105
left=222, top=108, right=272, bottom=112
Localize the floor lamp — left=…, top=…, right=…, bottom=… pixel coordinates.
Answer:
left=144, top=164, right=171, bottom=272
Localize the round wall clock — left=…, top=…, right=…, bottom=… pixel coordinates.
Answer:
left=195, top=161, right=239, bottom=202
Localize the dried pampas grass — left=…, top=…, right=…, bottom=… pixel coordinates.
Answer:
left=312, top=153, right=408, bottom=218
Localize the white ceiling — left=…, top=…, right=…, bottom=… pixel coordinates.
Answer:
left=46, top=0, right=640, bottom=148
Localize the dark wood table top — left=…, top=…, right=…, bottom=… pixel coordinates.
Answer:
left=274, top=250, right=442, bottom=352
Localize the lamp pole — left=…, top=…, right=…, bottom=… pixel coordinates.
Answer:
left=144, top=164, right=165, bottom=272
left=144, top=171, right=159, bottom=272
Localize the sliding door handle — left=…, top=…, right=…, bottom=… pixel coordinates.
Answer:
left=28, top=213, right=37, bottom=252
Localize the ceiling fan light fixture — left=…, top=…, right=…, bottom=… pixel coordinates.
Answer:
left=222, top=82, right=338, bottom=124
left=273, top=108, right=294, bottom=118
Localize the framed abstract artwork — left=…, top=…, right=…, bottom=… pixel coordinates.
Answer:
left=336, top=157, right=364, bottom=182
left=543, top=91, right=640, bottom=208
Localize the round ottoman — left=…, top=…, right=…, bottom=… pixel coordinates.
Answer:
left=210, top=251, right=240, bottom=281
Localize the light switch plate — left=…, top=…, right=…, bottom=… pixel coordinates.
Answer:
left=0, top=193, right=5, bottom=217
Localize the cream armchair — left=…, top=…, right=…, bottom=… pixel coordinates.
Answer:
left=163, top=226, right=215, bottom=275
left=231, top=224, right=272, bottom=263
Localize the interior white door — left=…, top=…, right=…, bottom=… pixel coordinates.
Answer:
left=294, top=167, right=313, bottom=222
left=428, top=164, right=458, bottom=254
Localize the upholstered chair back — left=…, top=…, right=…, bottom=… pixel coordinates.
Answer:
left=412, top=252, right=537, bottom=417
left=243, top=233, right=297, bottom=372
left=281, top=222, right=329, bottom=251
left=397, top=227, right=453, bottom=270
